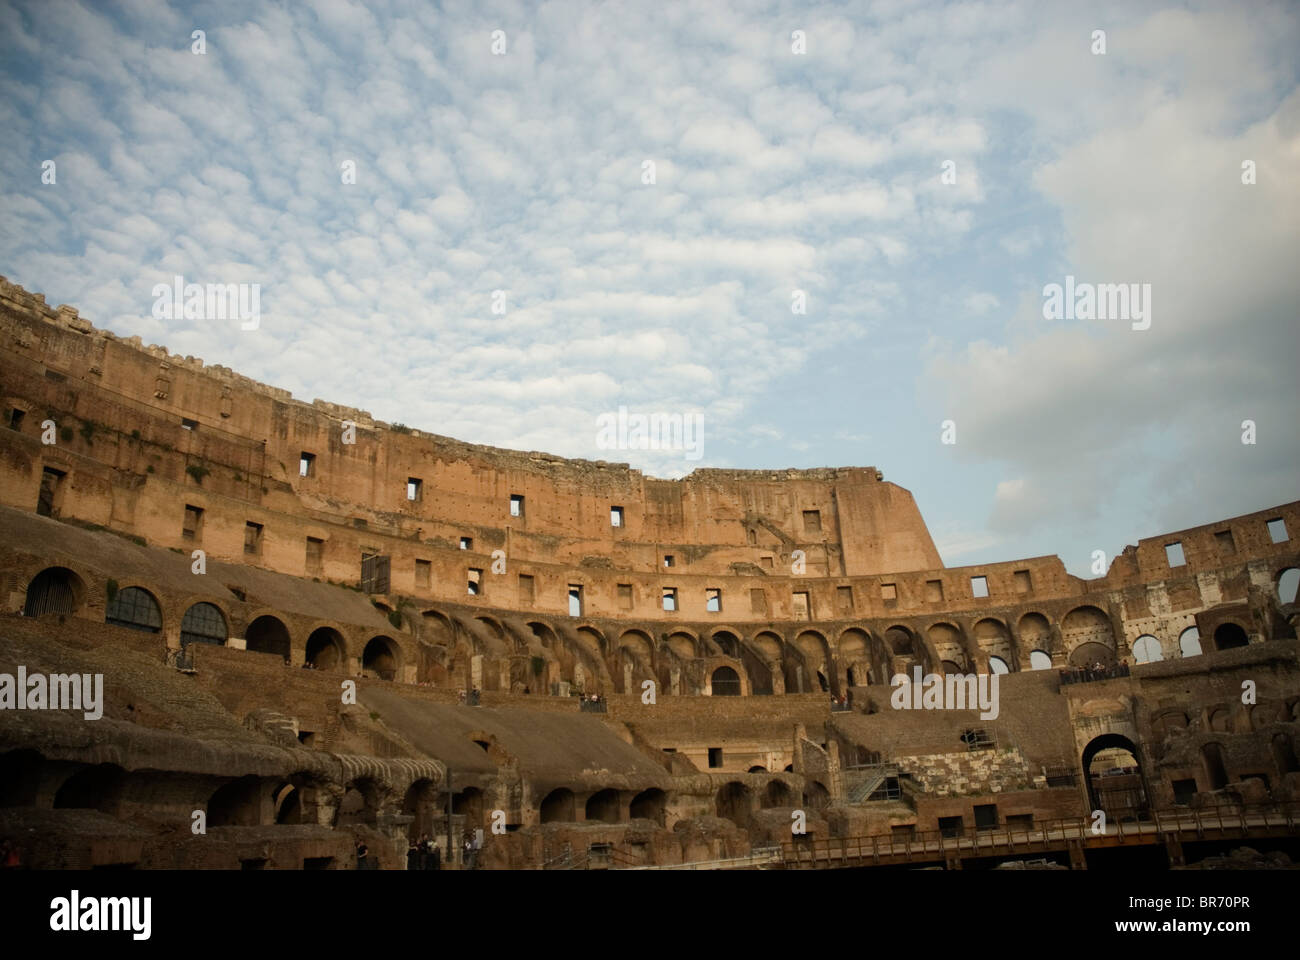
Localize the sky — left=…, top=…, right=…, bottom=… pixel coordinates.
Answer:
left=1, top=0, right=1297, bottom=578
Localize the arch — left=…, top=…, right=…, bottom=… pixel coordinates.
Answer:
left=306, top=627, right=346, bottom=670
left=1201, top=742, right=1229, bottom=790
left=0, top=749, right=42, bottom=807
left=711, top=665, right=741, bottom=696
left=987, top=656, right=1010, bottom=674
left=751, top=631, right=783, bottom=662
left=527, top=620, right=559, bottom=649
left=105, top=586, right=162, bottom=633
left=208, top=775, right=263, bottom=826
left=617, top=629, right=654, bottom=667
left=1213, top=623, right=1248, bottom=651
left=1016, top=613, right=1052, bottom=655
left=1178, top=627, right=1202, bottom=658
left=1069, top=641, right=1116, bottom=667
left=363, top=635, right=400, bottom=680
left=1277, top=568, right=1299, bottom=605
left=1061, top=605, right=1115, bottom=656
left=1132, top=635, right=1163, bottom=663
left=761, top=780, right=793, bottom=809
left=274, top=783, right=303, bottom=825
left=666, top=631, right=699, bottom=661
left=927, top=622, right=968, bottom=672
left=714, top=781, right=753, bottom=829
left=452, top=787, right=485, bottom=829
left=711, top=630, right=741, bottom=658
left=402, top=778, right=438, bottom=839
left=54, top=764, right=125, bottom=814
left=838, top=627, right=872, bottom=686
left=574, top=625, right=606, bottom=656
left=422, top=608, right=457, bottom=646
left=23, top=566, right=84, bottom=617
left=334, top=779, right=379, bottom=826
left=180, top=602, right=227, bottom=647
left=585, top=788, right=620, bottom=823
left=1028, top=649, right=1052, bottom=670
left=629, top=788, right=666, bottom=826
left=539, top=787, right=575, bottom=823
left=884, top=625, right=914, bottom=657
left=245, top=615, right=291, bottom=660
left=973, top=618, right=1013, bottom=670
left=1081, top=734, right=1148, bottom=820
left=802, top=780, right=830, bottom=810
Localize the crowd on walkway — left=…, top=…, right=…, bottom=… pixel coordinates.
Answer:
left=406, top=834, right=442, bottom=870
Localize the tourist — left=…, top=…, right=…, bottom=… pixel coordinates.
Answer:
left=355, top=838, right=368, bottom=869
left=429, top=840, right=441, bottom=871
left=407, top=839, right=420, bottom=871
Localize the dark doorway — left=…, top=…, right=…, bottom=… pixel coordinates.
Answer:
left=1213, top=623, right=1249, bottom=651
left=1082, top=733, right=1149, bottom=821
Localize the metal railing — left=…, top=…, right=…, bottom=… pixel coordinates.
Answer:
left=579, top=698, right=607, bottom=713
left=1059, top=663, right=1131, bottom=686
left=781, top=802, right=1300, bottom=869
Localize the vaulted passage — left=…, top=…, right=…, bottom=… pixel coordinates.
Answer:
left=245, top=615, right=290, bottom=659
left=711, top=665, right=741, bottom=696
left=629, top=788, right=666, bottom=825
left=54, top=764, right=125, bottom=814
left=208, top=775, right=263, bottom=826
left=23, top=567, right=82, bottom=617
left=306, top=627, right=345, bottom=670
left=540, top=788, right=575, bottom=823
left=585, top=788, right=620, bottom=823
left=715, top=781, right=753, bottom=829
left=363, top=636, right=400, bottom=680
left=1082, top=734, right=1148, bottom=821
left=1214, top=623, right=1249, bottom=651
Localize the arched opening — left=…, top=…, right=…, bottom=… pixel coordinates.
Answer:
left=180, top=602, right=227, bottom=647
left=403, top=779, right=437, bottom=840
left=1277, top=568, right=1299, bottom=605
left=1213, top=623, right=1249, bottom=651
left=540, top=788, right=575, bottom=823
left=1178, top=627, right=1202, bottom=658
left=715, top=781, right=752, bottom=829
left=54, top=764, right=125, bottom=814
left=939, top=660, right=963, bottom=675
left=1017, top=613, right=1052, bottom=661
left=987, top=656, right=1010, bottom=674
left=363, top=636, right=400, bottom=680
left=748, top=765, right=767, bottom=773
left=306, top=627, right=345, bottom=670
left=23, top=567, right=83, bottom=617
left=1068, top=641, right=1115, bottom=668
left=761, top=780, right=793, bottom=809
left=453, top=787, right=484, bottom=829
left=711, top=665, right=741, bottom=696
left=1132, top=635, right=1163, bottom=663
left=1272, top=733, right=1299, bottom=776
left=585, top=789, right=620, bottom=823
left=884, top=626, right=914, bottom=657
left=105, top=586, right=162, bottom=633
left=245, top=615, right=291, bottom=659
left=629, top=788, right=666, bottom=826
left=0, top=749, right=42, bottom=807
left=274, top=783, right=302, bottom=824
left=334, top=780, right=379, bottom=827
left=802, top=780, right=830, bottom=811
left=1029, top=649, right=1052, bottom=670
left=208, top=775, right=263, bottom=826
left=1082, top=734, right=1148, bottom=821
left=1201, top=742, right=1229, bottom=790
left=712, top=631, right=740, bottom=658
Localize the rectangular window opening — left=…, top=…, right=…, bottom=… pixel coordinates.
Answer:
left=181, top=417, right=198, bottom=431
left=792, top=591, right=810, bottom=620
left=1013, top=570, right=1031, bottom=594
left=617, top=583, right=633, bottom=610
left=707, top=747, right=723, bottom=769
left=568, top=585, right=583, bottom=617
left=706, top=588, right=721, bottom=613
left=407, top=477, right=422, bottom=502
left=510, top=494, right=524, bottom=517
left=518, top=574, right=534, bottom=604
left=610, top=506, right=624, bottom=528
left=306, top=536, right=324, bottom=572
left=664, top=555, right=674, bottom=568
left=1267, top=517, right=1289, bottom=543
left=836, top=585, right=854, bottom=614
left=299, top=452, right=316, bottom=477
left=8, top=408, right=25, bottom=431
left=1214, top=530, right=1236, bottom=555
left=460, top=536, right=472, bottom=550
left=244, top=521, right=263, bottom=555
left=1165, top=541, right=1186, bottom=567
left=970, top=575, right=989, bottom=599
left=662, top=588, right=677, bottom=612
left=468, top=568, right=482, bottom=596
left=802, top=509, right=822, bottom=534
left=183, top=504, right=204, bottom=541
left=415, top=558, right=431, bottom=588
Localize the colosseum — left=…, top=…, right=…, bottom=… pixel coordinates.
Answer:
left=1, top=275, right=1297, bottom=872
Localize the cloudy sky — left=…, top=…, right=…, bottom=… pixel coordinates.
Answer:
left=1, top=0, right=1296, bottom=577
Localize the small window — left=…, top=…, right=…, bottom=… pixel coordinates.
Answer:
left=746, top=528, right=756, bottom=545
left=925, top=579, right=944, bottom=602
left=1165, top=542, right=1186, bottom=567
left=468, top=568, right=482, bottom=595
left=707, top=747, right=723, bottom=769
left=182, top=504, right=204, bottom=541
left=792, top=591, right=810, bottom=620
left=750, top=588, right=767, bottom=615
left=973, top=804, right=999, bottom=832
left=937, top=816, right=964, bottom=838
left=662, top=588, right=677, bottom=612
left=802, top=509, right=822, bottom=533
left=617, top=583, right=633, bottom=609
left=760, top=556, right=773, bottom=570
left=568, top=585, right=583, bottom=617
left=244, top=521, right=263, bottom=555
left=1214, top=530, right=1236, bottom=555
left=706, top=588, right=721, bottom=613
left=415, top=558, right=431, bottom=588
left=299, top=452, right=315, bottom=477
left=970, top=576, right=989, bottom=598
left=407, top=477, right=422, bottom=501
left=1267, top=517, right=1289, bottom=543
left=510, top=494, right=524, bottom=517
left=664, top=555, right=674, bottom=568
left=836, top=585, right=854, bottom=614
left=460, top=536, right=472, bottom=550
left=518, top=574, right=534, bottom=604
left=8, top=408, right=24, bottom=431
left=1172, top=778, right=1198, bottom=806
left=611, top=506, right=624, bottom=527
left=881, top=582, right=897, bottom=601
left=181, top=417, right=198, bottom=431
left=306, top=536, right=324, bottom=572
left=1013, top=570, right=1031, bottom=593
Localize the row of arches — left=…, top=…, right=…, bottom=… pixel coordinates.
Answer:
left=1131, top=623, right=1251, bottom=663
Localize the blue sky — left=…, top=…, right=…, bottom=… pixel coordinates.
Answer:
left=1, top=0, right=1297, bottom=577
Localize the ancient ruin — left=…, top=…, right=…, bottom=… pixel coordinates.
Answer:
left=1, top=275, right=1297, bottom=870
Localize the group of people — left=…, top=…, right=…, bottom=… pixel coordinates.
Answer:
left=406, top=834, right=442, bottom=870
left=456, top=688, right=481, bottom=705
